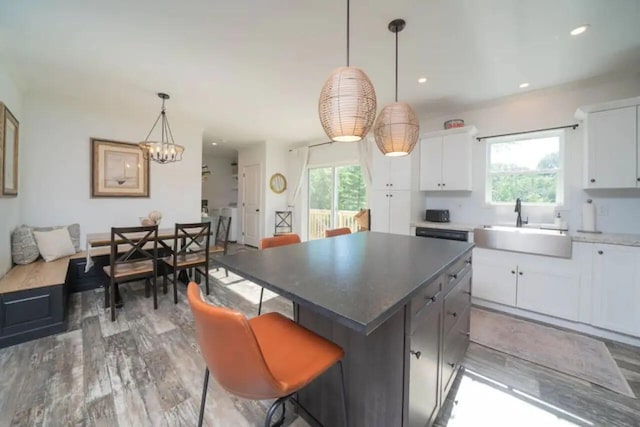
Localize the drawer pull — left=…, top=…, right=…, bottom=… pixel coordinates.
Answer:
left=426, top=291, right=440, bottom=302
left=448, top=362, right=455, bottom=368
left=460, top=331, right=470, bottom=337
left=449, top=265, right=469, bottom=281
left=448, top=311, right=458, bottom=318
left=410, top=350, right=422, bottom=360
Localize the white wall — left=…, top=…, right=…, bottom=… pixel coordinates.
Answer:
left=0, top=65, right=23, bottom=276
left=264, top=143, right=289, bottom=238
left=420, top=73, right=640, bottom=234
left=201, top=154, right=237, bottom=209
left=19, top=92, right=203, bottom=246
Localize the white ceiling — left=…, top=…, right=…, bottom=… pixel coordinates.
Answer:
left=1, top=0, right=639, bottom=149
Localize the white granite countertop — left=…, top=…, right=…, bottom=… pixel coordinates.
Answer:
left=411, top=221, right=479, bottom=232
left=570, top=231, right=640, bottom=247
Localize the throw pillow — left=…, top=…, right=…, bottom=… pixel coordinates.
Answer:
left=33, top=228, right=76, bottom=262
left=33, top=223, right=81, bottom=252
left=11, top=226, right=40, bottom=265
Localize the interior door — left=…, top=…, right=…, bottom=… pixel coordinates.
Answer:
left=242, top=164, right=261, bottom=247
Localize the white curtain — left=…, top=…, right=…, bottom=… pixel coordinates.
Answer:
left=358, top=136, right=374, bottom=193
left=287, top=146, right=310, bottom=208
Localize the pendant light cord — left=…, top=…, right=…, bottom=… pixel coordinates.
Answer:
left=346, top=0, right=350, bottom=66
left=395, top=29, right=398, bottom=102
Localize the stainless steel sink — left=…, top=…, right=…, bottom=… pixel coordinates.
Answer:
left=474, top=225, right=572, bottom=258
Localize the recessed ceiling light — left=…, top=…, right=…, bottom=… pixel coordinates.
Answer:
left=570, top=24, right=590, bottom=36
left=519, top=82, right=530, bottom=88
left=211, top=142, right=217, bottom=146
left=418, top=77, right=427, bottom=84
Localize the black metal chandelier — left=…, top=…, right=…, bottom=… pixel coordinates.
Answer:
left=139, top=93, right=185, bottom=164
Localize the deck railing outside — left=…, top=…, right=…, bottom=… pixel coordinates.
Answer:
left=308, top=209, right=359, bottom=240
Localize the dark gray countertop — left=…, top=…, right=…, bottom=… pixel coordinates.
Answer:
left=216, top=232, right=474, bottom=335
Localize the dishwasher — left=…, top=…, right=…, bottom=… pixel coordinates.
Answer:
left=415, top=227, right=470, bottom=242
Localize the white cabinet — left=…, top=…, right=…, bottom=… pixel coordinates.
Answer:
left=372, top=148, right=412, bottom=191
left=577, top=98, right=640, bottom=189
left=419, top=126, right=475, bottom=191
left=472, top=248, right=517, bottom=306
left=370, top=190, right=411, bottom=235
left=472, top=248, right=580, bottom=321
left=591, top=244, right=640, bottom=336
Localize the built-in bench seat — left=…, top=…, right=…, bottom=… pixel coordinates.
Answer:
left=0, top=250, right=111, bottom=349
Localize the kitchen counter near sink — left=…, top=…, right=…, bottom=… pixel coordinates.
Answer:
left=571, top=231, right=640, bottom=247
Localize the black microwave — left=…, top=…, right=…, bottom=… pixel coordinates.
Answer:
left=425, top=209, right=450, bottom=223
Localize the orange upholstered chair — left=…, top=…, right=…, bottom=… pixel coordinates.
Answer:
left=187, top=283, right=347, bottom=427
left=257, top=234, right=301, bottom=314
left=325, top=227, right=352, bottom=238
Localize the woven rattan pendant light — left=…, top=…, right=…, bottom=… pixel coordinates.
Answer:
left=374, top=19, right=419, bottom=156
left=318, top=0, right=377, bottom=142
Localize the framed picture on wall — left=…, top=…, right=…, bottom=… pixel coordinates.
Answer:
left=91, top=138, right=149, bottom=198
left=0, top=102, right=19, bottom=197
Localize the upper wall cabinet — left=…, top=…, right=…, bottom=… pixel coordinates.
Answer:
left=371, top=145, right=413, bottom=191
left=419, top=126, right=476, bottom=191
left=576, top=98, right=640, bottom=189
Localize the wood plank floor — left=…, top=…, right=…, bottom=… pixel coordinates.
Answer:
left=0, top=244, right=639, bottom=426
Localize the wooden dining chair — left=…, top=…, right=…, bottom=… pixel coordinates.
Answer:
left=103, top=225, right=158, bottom=322
left=187, top=282, right=347, bottom=427
left=209, top=215, right=232, bottom=277
left=257, top=234, right=301, bottom=315
left=325, top=227, right=352, bottom=238
left=162, top=222, right=211, bottom=303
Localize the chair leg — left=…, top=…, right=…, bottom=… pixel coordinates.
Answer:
left=338, top=361, right=348, bottom=427
left=152, top=275, right=158, bottom=310
left=163, top=269, right=168, bottom=294
left=258, top=287, right=265, bottom=315
left=264, top=396, right=288, bottom=427
left=198, top=368, right=209, bottom=427
left=205, top=269, right=210, bottom=295
left=225, top=268, right=228, bottom=278
left=110, top=279, right=116, bottom=322
left=144, top=278, right=151, bottom=298
left=173, top=271, right=179, bottom=304
left=104, top=280, right=110, bottom=309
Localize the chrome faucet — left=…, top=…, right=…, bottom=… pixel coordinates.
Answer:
left=514, top=198, right=528, bottom=227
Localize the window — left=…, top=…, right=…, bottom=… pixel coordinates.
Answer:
left=486, top=131, right=564, bottom=205
left=308, top=164, right=366, bottom=240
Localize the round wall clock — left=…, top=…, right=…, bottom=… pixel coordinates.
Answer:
left=269, top=173, right=287, bottom=194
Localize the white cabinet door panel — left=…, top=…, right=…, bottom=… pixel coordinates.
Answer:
left=516, top=265, right=580, bottom=321
left=586, top=106, right=637, bottom=189
left=372, top=147, right=390, bottom=191
left=388, top=154, right=413, bottom=190
left=442, top=133, right=472, bottom=191
left=592, top=244, right=640, bottom=336
left=420, top=137, right=442, bottom=191
left=388, top=191, right=411, bottom=235
left=370, top=190, right=390, bottom=233
left=472, top=249, right=517, bottom=306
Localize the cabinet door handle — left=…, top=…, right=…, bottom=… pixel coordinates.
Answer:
left=390, top=183, right=393, bottom=186
left=519, top=271, right=523, bottom=276
left=598, top=250, right=603, bottom=255
left=590, top=178, right=596, bottom=183
left=448, top=311, right=457, bottom=318
left=410, top=350, right=422, bottom=359
left=448, top=362, right=455, bottom=368
left=442, top=183, right=446, bottom=187
left=637, top=177, right=640, bottom=182
left=437, top=183, right=441, bottom=187
left=460, top=330, right=470, bottom=337
left=511, top=270, right=516, bottom=274
left=389, top=194, right=393, bottom=197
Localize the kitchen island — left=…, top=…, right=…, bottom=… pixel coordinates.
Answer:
left=216, top=232, right=474, bottom=427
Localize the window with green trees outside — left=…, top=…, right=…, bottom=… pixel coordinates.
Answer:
left=486, top=131, right=564, bottom=205
left=308, top=164, right=366, bottom=240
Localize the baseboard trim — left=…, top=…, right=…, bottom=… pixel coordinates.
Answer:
left=472, top=298, right=640, bottom=348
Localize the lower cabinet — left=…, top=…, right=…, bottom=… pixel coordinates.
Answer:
left=408, top=297, right=441, bottom=427
left=591, top=244, right=640, bottom=336
left=408, top=254, right=472, bottom=427
left=472, top=248, right=580, bottom=321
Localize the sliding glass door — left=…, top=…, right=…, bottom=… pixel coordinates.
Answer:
left=308, top=164, right=366, bottom=240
